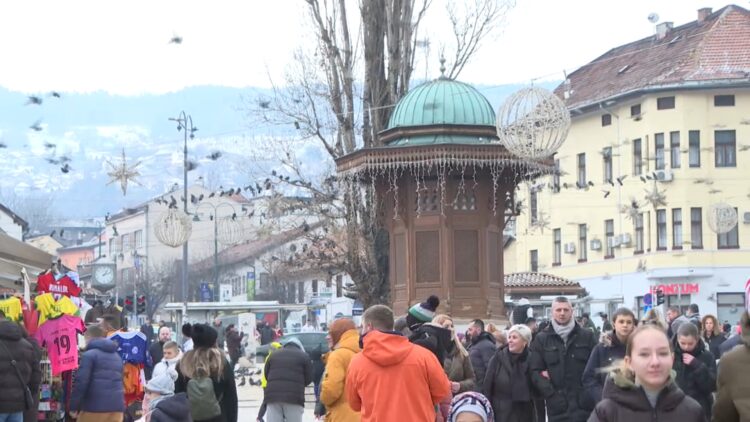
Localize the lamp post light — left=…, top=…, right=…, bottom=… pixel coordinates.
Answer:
left=168, top=111, right=197, bottom=322
left=192, top=202, right=243, bottom=301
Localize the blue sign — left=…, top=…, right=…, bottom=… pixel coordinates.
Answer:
left=643, top=305, right=652, bottom=313
left=200, top=283, right=213, bottom=302
left=643, top=293, right=653, bottom=306
left=352, top=299, right=364, bottom=316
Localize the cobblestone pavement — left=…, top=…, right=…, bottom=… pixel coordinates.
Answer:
left=236, top=380, right=318, bottom=422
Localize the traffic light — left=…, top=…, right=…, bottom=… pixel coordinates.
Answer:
left=124, top=295, right=134, bottom=313
left=656, top=289, right=665, bottom=305
left=137, top=295, right=146, bottom=314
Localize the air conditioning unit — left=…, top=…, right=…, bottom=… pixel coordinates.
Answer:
left=619, top=233, right=633, bottom=246
left=590, top=239, right=602, bottom=251
left=743, top=212, right=750, bottom=224
left=564, top=242, right=576, bottom=254
left=655, top=169, right=673, bottom=182
left=607, top=237, right=621, bottom=248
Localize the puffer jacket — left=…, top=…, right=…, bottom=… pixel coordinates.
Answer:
left=529, top=322, right=596, bottom=422
left=588, top=369, right=706, bottom=422
left=469, top=331, right=496, bottom=392
left=713, top=311, right=750, bottom=422
left=320, top=329, right=361, bottom=422
left=69, top=338, right=125, bottom=413
left=263, top=338, right=313, bottom=407
left=672, top=337, right=716, bottom=419
left=444, top=348, right=475, bottom=393
left=582, top=332, right=626, bottom=405
left=0, top=321, right=40, bottom=414
left=483, top=347, right=536, bottom=422
left=151, top=393, right=192, bottom=422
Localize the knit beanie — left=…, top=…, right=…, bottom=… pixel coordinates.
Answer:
left=144, top=372, right=176, bottom=395
left=448, top=392, right=494, bottom=422
left=407, top=295, right=440, bottom=326
left=329, top=318, right=356, bottom=346
left=191, top=323, right=218, bottom=349
left=508, top=324, right=533, bottom=344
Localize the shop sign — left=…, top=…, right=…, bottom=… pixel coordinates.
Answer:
left=650, top=283, right=699, bottom=295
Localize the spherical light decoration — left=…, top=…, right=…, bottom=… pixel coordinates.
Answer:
left=217, top=217, right=244, bottom=245
left=496, top=86, right=571, bottom=160
left=708, top=202, right=738, bottom=234
left=154, top=208, right=193, bottom=247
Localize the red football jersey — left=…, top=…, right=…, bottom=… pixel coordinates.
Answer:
left=36, top=273, right=81, bottom=297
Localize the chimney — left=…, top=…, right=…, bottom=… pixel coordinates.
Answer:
left=697, top=7, right=712, bottom=23
left=656, top=22, right=674, bottom=40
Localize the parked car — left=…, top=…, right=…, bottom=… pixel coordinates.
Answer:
left=256, top=331, right=329, bottom=360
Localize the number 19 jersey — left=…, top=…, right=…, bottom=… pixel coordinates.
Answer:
left=34, top=314, right=85, bottom=375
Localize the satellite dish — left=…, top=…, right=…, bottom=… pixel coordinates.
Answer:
left=648, top=13, right=660, bottom=23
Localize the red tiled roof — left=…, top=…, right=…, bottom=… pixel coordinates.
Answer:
left=504, top=272, right=582, bottom=288
left=556, top=5, right=750, bottom=110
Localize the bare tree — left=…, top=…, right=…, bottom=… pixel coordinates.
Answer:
left=135, top=261, right=179, bottom=321
left=0, top=189, right=61, bottom=235
left=247, top=0, right=514, bottom=307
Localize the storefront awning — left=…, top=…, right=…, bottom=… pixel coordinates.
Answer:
left=0, top=232, right=54, bottom=291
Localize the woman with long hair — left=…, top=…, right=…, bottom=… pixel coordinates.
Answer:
left=432, top=314, right=476, bottom=394
left=588, top=324, right=705, bottom=422
left=700, top=314, right=726, bottom=359
left=482, top=324, right=536, bottom=422
left=175, top=324, right=237, bottom=422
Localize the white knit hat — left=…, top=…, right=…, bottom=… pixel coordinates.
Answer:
left=508, top=324, right=533, bottom=344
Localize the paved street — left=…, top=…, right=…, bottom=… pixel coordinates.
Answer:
left=237, top=380, right=317, bottom=422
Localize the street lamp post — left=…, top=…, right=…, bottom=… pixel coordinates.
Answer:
left=193, top=202, right=239, bottom=301
left=168, top=111, right=197, bottom=323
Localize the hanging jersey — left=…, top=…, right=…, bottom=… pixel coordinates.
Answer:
left=36, top=273, right=82, bottom=297
left=35, top=293, right=80, bottom=326
left=109, top=331, right=150, bottom=365
left=0, top=297, right=23, bottom=322
left=34, top=314, right=85, bottom=375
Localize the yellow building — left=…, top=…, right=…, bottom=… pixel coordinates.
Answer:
left=506, top=5, right=750, bottom=326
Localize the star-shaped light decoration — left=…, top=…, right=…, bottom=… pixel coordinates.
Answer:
left=618, top=197, right=642, bottom=221
left=644, top=183, right=667, bottom=209
left=106, top=149, right=142, bottom=195
left=530, top=211, right=551, bottom=234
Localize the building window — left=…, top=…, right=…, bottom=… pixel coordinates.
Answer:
left=657, top=96, right=675, bottom=110
left=552, top=159, right=561, bottom=193
left=633, top=138, right=643, bottom=175
left=634, top=213, right=644, bottom=253
left=577, top=153, right=586, bottom=187
left=529, top=190, right=538, bottom=223
left=656, top=209, right=667, bottom=250
left=602, top=147, right=613, bottom=184
left=691, top=207, right=703, bottom=249
left=667, top=295, right=691, bottom=315
left=670, top=131, right=680, bottom=168
left=553, top=228, right=561, bottom=265
left=134, top=230, right=143, bottom=249
left=631, top=104, right=641, bottom=117
left=578, top=224, right=587, bottom=262
left=109, top=239, right=116, bottom=257
left=530, top=250, right=538, bottom=272
left=605, top=219, right=615, bottom=258
left=601, top=114, right=612, bottom=126
left=672, top=208, right=682, bottom=249
left=717, top=207, right=739, bottom=249
left=715, top=130, right=736, bottom=167
left=689, top=130, right=700, bottom=167
left=714, top=95, right=735, bottom=107
left=655, top=133, right=665, bottom=170
left=717, top=293, right=746, bottom=326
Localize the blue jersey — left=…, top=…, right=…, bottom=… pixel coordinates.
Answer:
left=109, top=331, right=151, bottom=365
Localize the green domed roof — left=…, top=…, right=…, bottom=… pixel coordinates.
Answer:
left=387, top=79, right=495, bottom=129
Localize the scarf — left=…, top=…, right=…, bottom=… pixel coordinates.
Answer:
left=551, top=318, right=575, bottom=343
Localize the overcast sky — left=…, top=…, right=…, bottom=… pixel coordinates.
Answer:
left=0, top=0, right=737, bottom=95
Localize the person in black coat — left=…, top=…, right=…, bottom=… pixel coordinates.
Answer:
left=263, top=338, right=313, bottom=420
left=672, top=322, right=716, bottom=419
left=700, top=314, right=726, bottom=359
left=147, top=326, right=172, bottom=380
left=175, top=324, right=238, bottom=422
left=529, top=297, right=596, bottom=422
left=467, top=319, right=497, bottom=392
left=483, top=324, right=537, bottom=422
left=582, top=308, right=636, bottom=406
left=0, top=318, right=41, bottom=419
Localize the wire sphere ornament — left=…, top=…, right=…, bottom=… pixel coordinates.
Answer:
left=154, top=208, right=193, bottom=247
left=708, top=202, right=738, bottom=234
left=496, top=86, right=571, bottom=160
left=217, top=217, right=244, bottom=245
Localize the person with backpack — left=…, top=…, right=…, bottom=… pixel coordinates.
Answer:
left=263, top=337, right=313, bottom=422
left=175, top=324, right=237, bottom=422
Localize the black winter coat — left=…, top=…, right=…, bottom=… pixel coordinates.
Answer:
left=703, top=333, right=726, bottom=359
left=588, top=371, right=706, bottom=422
left=410, top=323, right=454, bottom=365
left=469, top=331, right=496, bottom=392
left=529, top=322, right=597, bottom=422
left=0, top=321, right=40, bottom=414
left=146, top=340, right=166, bottom=380
left=482, top=347, right=536, bottom=422
left=672, top=338, right=716, bottom=419
left=175, top=357, right=238, bottom=422
left=151, top=393, right=193, bottom=422
left=263, top=342, right=313, bottom=407
left=582, top=333, right=626, bottom=406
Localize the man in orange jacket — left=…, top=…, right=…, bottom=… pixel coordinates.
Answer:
left=345, top=304, right=451, bottom=421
